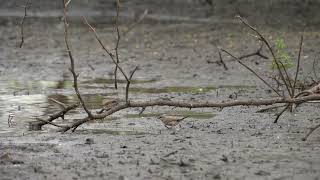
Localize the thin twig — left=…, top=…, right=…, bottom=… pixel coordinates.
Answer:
left=239, top=43, right=268, bottom=60
left=49, top=98, right=67, bottom=109
left=237, top=16, right=291, bottom=97
left=312, top=55, right=319, bottom=80
left=274, top=103, right=290, bottom=123
left=114, top=0, right=121, bottom=89
left=83, top=17, right=129, bottom=82
left=63, top=0, right=92, bottom=118
left=19, top=0, right=30, bottom=48
left=218, top=49, right=228, bottom=70
left=292, top=36, right=303, bottom=97
left=123, top=9, right=148, bottom=36
left=36, top=118, right=68, bottom=128
left=125, top=66, right=138, bottom=102
left=221, top=49, right=281, bottom=97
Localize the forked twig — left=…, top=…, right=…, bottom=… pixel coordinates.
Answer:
left=125, top=66, right=138, bottom=102
left=221, top=49, right=281, bottom=97
left=274, top=103, right=290, bottom=123
left=239, top=43, right=268, bottom=60
left=237, top=16, right=292, bottom=97
left=63, top=0, right=92, bottom=118
left=36, top=118, right=68, bottom=128
left=30, top=102, right=79, bottom=130
left=218, top=49, right=228, bottom=70
left=83, top=17, right=129, bottom=82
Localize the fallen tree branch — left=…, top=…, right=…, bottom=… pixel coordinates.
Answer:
left=60, top=94, right=320, bottom=132
left=29, top=102, right=79, bottom=130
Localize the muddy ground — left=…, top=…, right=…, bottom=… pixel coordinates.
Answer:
left=0, top=12, right=320, bottom=180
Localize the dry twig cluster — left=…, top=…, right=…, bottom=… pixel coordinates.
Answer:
left=30, top=1, right=320, bottom=140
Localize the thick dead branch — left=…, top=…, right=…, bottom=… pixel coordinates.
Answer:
left=60, top=94, right=320, bottom=132
left=29, top=102, right=79, bottom=130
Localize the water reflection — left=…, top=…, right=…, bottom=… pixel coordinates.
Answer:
left=0, top=78, right=252, bottom=135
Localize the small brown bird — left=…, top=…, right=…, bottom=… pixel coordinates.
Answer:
left=102, top=98, right=121, bottom=108
left=158, top=115, right=189, bottom=128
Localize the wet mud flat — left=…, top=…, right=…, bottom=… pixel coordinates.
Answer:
left=0, top=17, right=320, bottom=180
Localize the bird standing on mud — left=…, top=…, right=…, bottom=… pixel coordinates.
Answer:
left=158, top=115, right=189, bottom=128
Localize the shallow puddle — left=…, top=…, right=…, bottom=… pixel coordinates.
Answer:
left=0, top=78, right=252, bottom=135
left=129, top=85, right=255, bottom=94
left=81, top=78, right=158, bottom=84
left=125, top=110, right=215, bottom=119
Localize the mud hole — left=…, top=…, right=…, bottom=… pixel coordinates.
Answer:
left=0, top=14, right=320, bottom=180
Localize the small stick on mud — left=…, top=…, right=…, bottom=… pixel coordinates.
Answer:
left=218, top=48, right=228, bottom=70
left=19, top=0, right=31, bottom=48
left=239, top=43, right=268, bottom=60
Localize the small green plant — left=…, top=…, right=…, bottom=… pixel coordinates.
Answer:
left=271, top=38, right=294, bottom=70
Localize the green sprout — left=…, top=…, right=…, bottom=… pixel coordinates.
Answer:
left=271, top=38, right=294, bottom=70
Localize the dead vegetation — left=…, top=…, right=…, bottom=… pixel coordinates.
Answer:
left=26, top=0, right=320, bottom=140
